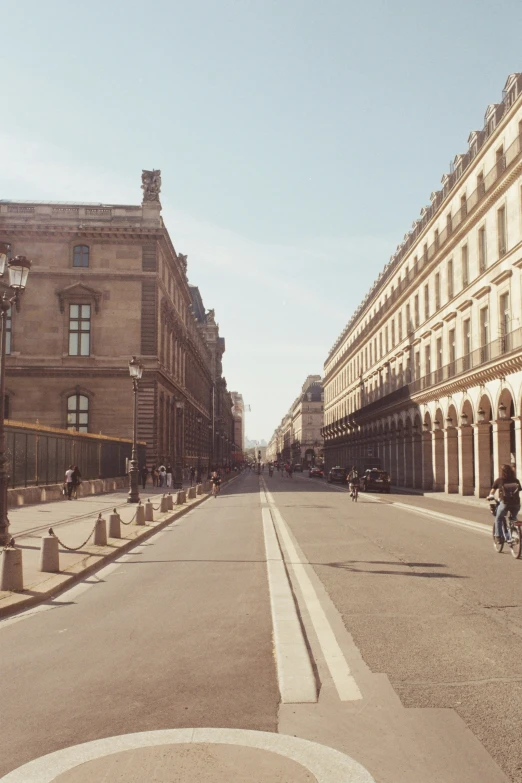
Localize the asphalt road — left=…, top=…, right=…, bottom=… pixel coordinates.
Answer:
left=1, top=470, right=520, bottom=782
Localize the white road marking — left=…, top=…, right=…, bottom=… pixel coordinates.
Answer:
left=0, top=728, right=375, bottom=782
left=262, top=506, right=317, bottom=704
left=263, top=482, right=362, bottom=702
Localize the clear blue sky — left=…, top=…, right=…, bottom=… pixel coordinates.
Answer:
left=1, top=0, right=521, bottom=440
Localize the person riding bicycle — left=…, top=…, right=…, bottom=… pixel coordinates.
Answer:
left=348, top=466, right=360, bottom=497
left=488, top=463, right=521, bottom=545
left=210, top=469, right=221, bottom=497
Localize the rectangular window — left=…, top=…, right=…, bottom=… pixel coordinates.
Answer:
left=435, top=273, right=441, bottom=309
left=69, top=304, right=91, bottom=356
left=5, top=305, right=12, bottom=355
left=448, top=329, right=456, bottom=375
left=461, top=245, right=469, bottom=288
left=447, top=259, right=454, bottom=299
left=480, top=306, right=489, bottom=356
left=385, top=326, right=389, bottom=354
left=414, top=295, right=419, bottom=326
left=478, top=226, right=487, bottom=272
left=398, top=311, right=402, bottom=342
left=415, top=350, right=421, bottom=379
left=424, top=345, right=431, bottom=376
left=391, top=319, right=395, bottom=346
left=497, top=206, right=507, bottom=256
left=423, top=243, right=428, bottom=264
left=463, top=318, right=471, bottom=355
left=460, top=193, right=467, bottom=218
left=477, top=171, right=485, bottom=197
left=447, top=212, right=452, bottom=235
left=496, top=145, right=505, bottom=178
left=434, top=228, right=439, bottom=250
left=499, top=292, right=511, bottom=337
left=406, top=303, right=411, bottom=332
left=424, top=284, right=430, bottom=320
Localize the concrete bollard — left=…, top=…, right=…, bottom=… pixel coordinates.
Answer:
left=188, top=486, right=196, bottom=500
left=135, top=502, right=146, bottom=526
left=196, top=483, right=202, bottom=495
left=1, top=546, right=23, bottom=591
left=145, top=499, right=154, bottom=522
left=176, top=490, right=184, bottom=504
left=166, top=493, right=173, bottom=510
left=93, top=514, right=108, bottom=546
left=40, top=534, right=59, bottom=573
left=160, top=494, right=169, bottom=513
left=108, top=509, right=121, bottom=538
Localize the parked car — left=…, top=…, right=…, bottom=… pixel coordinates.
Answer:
left=309, top=466, right=324, bottom=478
left=361, top=469, right=391, bottom=493
left=293, top=463, right=303, bottom=472
left=327, top=466, right=348, bottom=484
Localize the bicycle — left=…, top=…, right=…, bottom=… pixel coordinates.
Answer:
left=488, top=498, right=522, bottom=558
left=349, top=480, right=359, bottom=502
left=212, top=481, right=221, bottom=498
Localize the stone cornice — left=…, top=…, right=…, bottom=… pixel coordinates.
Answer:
left=490, top=269, right=513, bottom=285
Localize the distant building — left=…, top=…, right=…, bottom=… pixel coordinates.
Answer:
left=230, top=392, right=245, bottom=461
left=267, top=375, right=324, bottom=465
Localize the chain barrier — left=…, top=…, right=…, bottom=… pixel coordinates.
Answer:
left=119, top=506, right=139, bottom=526
left=48, top=514, right=101, bottom=552
left=149, top=499, right=163, bottom=510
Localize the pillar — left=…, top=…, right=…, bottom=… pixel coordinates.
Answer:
left=513, top=417, right=522, bottom=477
left=458, top=425, right=474, bottom=495
left=432, top=429, right=445, bottom=491
left=444, top=427, right=459, bottom=493
left=493, top=419, right=512, bottom=478
left=421, top=430, right=433, bottom=489
left=412, top=432, right=422, bottom=488
left=474, top=422, right=493, bottom=498
left=397, top=434, right=405, bottom=486
left=404, top=433, right=413, bottom=487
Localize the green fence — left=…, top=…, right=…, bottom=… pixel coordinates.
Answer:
left=5, top=421, right=146, bottom=488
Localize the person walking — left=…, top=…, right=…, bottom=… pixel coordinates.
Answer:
left=151, top=464, right=158, bottom=487
left=64, top=465, right=75, bottom=500
left=166, top=463, right=173, bottom=488
left=190, top=466, right=196, bottom=487
left=141, top=464, right=149, bottom=490
left=158, top=465, right=166, bottom=487
left=71, top=465, right=82, bottom=499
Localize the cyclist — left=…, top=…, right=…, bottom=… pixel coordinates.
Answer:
left=211, top=469, right=221, bottom=498
left=488, top=463, right=521, bottom=544
left=348, top=466, right=360, bottom=498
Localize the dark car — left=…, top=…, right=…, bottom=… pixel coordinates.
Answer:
left=361, top=469, right=391, bottom=493
left=293, top=463, right=303, bottom=472
left=309, top=467, right=324, bottom=478
left=327, top=466, right=348, bottom=484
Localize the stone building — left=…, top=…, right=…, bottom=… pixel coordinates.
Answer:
left=0, top=170, right=234, bottom=480
left=322, top=73, right=522, bottom=496
left=230, top=392, right=245, bottom=462
left=267, top=375, right=324, bottom=466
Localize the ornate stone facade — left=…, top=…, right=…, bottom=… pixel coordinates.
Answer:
left=323, top=73, right=522, bottom=496
left=267, top=376, right=324, bottom=466
left=0, top=173, right=233, bottom=478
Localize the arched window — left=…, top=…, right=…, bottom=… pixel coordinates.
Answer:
left=73, top=245, right=89, bottom=268
left=67, top=394, right=89, bottom=432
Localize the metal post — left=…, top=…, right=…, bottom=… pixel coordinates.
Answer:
left=0, top=295, right=11, bottom=545
left=127, top=378, right=140, bottom=503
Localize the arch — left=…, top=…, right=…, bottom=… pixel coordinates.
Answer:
left=496, top=387, right=516, bottom=476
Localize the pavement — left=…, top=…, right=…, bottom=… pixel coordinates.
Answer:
left=0, top=469, right=518, bottom=783
left=0, top=478, right=231, bottom=618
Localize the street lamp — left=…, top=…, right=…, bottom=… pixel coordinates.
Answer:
left=0, top=253, right=32, bottom=545
left=127, top=356, right=143, bottom=504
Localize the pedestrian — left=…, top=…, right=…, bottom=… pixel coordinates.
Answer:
left=71, top=465, right=82, bottom=498
left=190, top=466, right=196, bottom=486
left=64, top=464, right=75, bottom=500
left=158, top=465, right=166, bottom=487
left=141, top=464, right=149, bottom=489
left=151, top=464, right=157, bottom=487
left=166, top=463, right=173, bottom=488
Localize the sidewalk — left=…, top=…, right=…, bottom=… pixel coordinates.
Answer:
left=0, top=480, right=227, bottom=618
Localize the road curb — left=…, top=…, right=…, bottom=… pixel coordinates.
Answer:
left=0, top=491, right=214, bottom=620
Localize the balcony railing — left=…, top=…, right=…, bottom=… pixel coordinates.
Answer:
left=325, top=326, right=522, bottom=433
left=327, top=129, right=522, bottom=370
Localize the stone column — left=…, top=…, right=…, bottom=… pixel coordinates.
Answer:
left=444, top=427, right=459, bottom=493
left=396, top=434, right=405, bottom=486
left=389, top=435, right=397, bottom=484
left=432, top=429, right=445, bottom=491
left=474, top=422, right=492, bottom=498
left=404, top=432, right=413, bottom=487
left=458, top=424, right=474, bottom=495
left=412, top=432, right=422, bottom=488
left=513, top=417, right=522, bottom=476
left=421, top=430, right=433, bottom=489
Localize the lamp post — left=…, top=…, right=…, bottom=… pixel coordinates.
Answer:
left=127, top=356, right=143, bottom=504
left=0, top=251, right=32, bottom=545
left=196, top=416, right=202, bottom=478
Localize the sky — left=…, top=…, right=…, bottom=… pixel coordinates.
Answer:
left=1, top=0, right=521, bottom=441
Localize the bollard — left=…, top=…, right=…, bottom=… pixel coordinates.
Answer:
left=160, top=494, right=169, bottom=513
left=93, top=514, right=108, bottom=546
left=176, top=490, right=184, bottom=505
left=196, top=483, right=202, bottom=495
left=40, top=534, right=59, bottom=573
left=166, top=493, right=173, bottom=510
left=1, top=546, right=23, bottom=591
left=135, top=502, right=146, bottom=526
left=145, top=499, right=154, bottom=522
left=188, top=486, right=196, bottom=500
left=108, top=509, right=121, bottom=538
